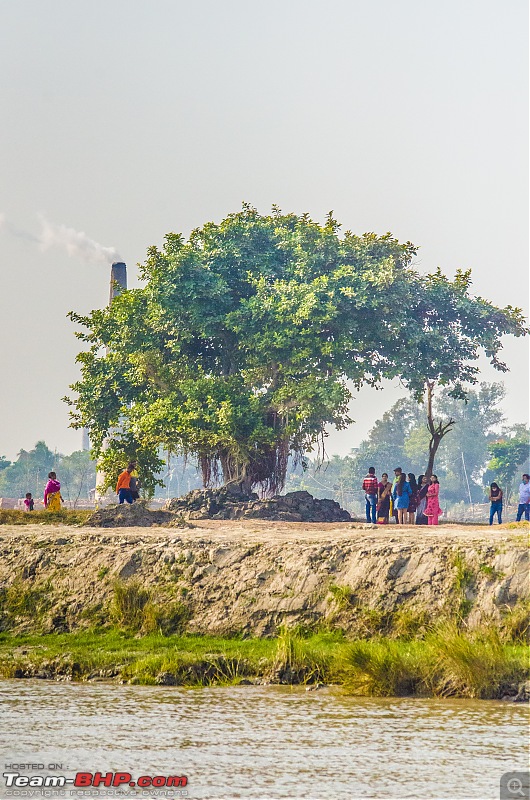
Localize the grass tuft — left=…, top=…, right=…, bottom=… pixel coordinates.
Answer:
left=271, top=626, right=333, bottom=684
left=342, top=639, right=423, bottom=696
left=500, top=601, right=530, bottom=645
left=110, top=581, right=150, bottom=630
left=425, top=622, right=527, bottom=699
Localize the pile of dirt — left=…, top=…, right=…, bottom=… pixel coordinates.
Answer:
left=84, top=502, right=175, bottom=528
left=166, top=487, right=351, bottom=523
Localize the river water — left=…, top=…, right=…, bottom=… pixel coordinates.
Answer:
left=1, top=681, right=528, bottom=799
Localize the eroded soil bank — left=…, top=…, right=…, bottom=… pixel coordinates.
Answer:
left=0, top=521, right=527, bottom=636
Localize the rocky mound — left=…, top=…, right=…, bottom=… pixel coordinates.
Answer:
left=165, top=486, right=351, bottom=522
left=85, top=502, right=175, bottom=528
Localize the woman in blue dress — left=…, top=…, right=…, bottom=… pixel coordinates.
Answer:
left=393, top=473, right=413, bottom=525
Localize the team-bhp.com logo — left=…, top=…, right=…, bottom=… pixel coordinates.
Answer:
left=3, top=771, right=188, bottom=790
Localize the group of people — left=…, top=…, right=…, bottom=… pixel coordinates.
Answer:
left=23, top=466, right=530, bottom=524
left=21, top=464, right=141, bottom=511
left=362, top=467, right=441, bottom=526
left=21, top=472, right=64, bottom=512
left=488, top=474, right=530, bottom=525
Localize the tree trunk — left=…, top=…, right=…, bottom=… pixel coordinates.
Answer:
left=424, top=381, right=456, bottom=479
left=425, top=433, right=443, bottom=479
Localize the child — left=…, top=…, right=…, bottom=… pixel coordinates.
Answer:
left=24, top=492, right=34, bottom=511
left=44, top=472, right=63, bottom=511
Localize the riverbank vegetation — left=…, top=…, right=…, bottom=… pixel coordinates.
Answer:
left=0, top=621, right=527, bottom=700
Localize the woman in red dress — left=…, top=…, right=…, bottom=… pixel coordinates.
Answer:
left=425, top=474, right=442, bottom=526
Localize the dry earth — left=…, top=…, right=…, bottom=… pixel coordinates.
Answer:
left=0, top=521, right=528, bottom=635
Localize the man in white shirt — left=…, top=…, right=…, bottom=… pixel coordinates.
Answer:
left=516, top=474, right=530, bottom=522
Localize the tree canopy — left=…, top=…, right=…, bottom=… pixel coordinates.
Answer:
left=66, top=206, right=527, bottom=493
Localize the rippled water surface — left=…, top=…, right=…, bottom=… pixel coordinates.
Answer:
left=1, top=681, right=528, bottom=799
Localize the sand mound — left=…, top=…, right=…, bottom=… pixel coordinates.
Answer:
left=85, top=502, right=175, bottom=528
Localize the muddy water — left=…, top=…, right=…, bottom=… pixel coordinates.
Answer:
left=1, top=681, right=527, bottom=799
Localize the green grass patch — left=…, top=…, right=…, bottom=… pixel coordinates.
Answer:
left=0, top=624, right=526, bottom=697
left=0, top=509, right=92, bottom=525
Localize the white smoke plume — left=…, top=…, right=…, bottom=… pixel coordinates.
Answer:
left=38, top=214, right=122, bottom=264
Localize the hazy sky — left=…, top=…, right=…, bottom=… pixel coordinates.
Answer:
left=0, top=0, right=528, bottom=462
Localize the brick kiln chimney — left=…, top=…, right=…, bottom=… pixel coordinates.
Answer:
left=109, top=261, right=127, bottom=302
left=95, top=261, right=128, bottom=503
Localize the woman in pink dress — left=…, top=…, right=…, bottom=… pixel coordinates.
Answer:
left=425, top=474, right=442, bottom=526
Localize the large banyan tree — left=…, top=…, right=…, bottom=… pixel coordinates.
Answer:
left=67, top=206, right=526, bottom=494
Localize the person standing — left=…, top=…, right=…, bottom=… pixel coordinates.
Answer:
left=407, top=473, right=418, bottom=525
left=24, top=492, right=34, bottom=511
left=44, top=472, right=63, bottom=511
left=392, top=467, right=403, bottom=524
left=415, top=475, right=429, bottom=525
left=392, top=473, right=413, bottom=524
left=116, top=466, right=134, bottom=505
left=362, top=467, right=379, bottom=524
left=488, top=483, right=503, bottom=525
left=377, top=473, right=392, bottom=524
left=516, top=474, right=530, bottom=522
left=425, top=474, right=442, bottom=526
left=128, top=460, right=140, bottom=501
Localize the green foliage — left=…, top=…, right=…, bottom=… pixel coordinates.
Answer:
left=0, top=441, right=56, bottom=499
left=66, top=206, right=526, bottom=493
left=141, top=600, right=190, bottom=636
left=486, top=432, right=530, bottom=502
left=0, top=626, right=526, bottom=696
left=343, top=639, right=423, bottom=695
left=328, top=584, right=355, bottom=609
left=424, top=623, right=525, bottom=699
left=59, top=450, right=97, bottom=506
left=451, top=551, right=476, bottom=619
left=272, top=625, right=332, bottom=684
left=500, top=601, right=530, bottom=644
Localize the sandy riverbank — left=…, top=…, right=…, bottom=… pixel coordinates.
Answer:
left=0, top=521, right=527, bottom=636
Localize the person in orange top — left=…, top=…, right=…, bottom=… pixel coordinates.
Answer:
left=116, top=466, right=133, bottom=504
